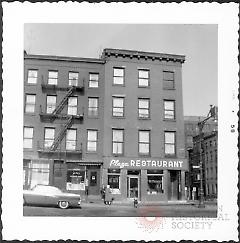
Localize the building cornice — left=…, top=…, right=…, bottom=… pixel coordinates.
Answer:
left=102, top=48, right=185, bottom=63
left=24, top=53, right=105, bottom=64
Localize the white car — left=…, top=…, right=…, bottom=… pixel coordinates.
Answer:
left=23, top=184, right=81, bottom=209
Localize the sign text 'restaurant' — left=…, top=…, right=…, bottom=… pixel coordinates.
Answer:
left=109, top=159, right=184, bottom=169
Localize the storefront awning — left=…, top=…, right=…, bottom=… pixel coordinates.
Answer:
left=66, top=160, right=103, bottom=166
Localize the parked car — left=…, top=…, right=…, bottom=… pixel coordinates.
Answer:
left=23, top=184, right=81, bottom=209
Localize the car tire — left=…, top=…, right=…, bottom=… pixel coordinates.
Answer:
left=58, top=201, right=69, bottom=209
left=23, top=197, right=25, bottom=206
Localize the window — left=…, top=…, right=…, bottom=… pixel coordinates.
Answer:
left=147, top=170, right=164, bottom=194
left=210, top=167, right=213, bottom=179
left=163, top=71, right=174, bottom=89
left=210, top=151, right=213, bottom=161
left=30, top=162, right=50, bottom=189
left=68, top=97, right=78, bottom=115
left=209, top=141, right=212, bottom=147
left=164, top=131, right=176, bottom=156
left=186, top=136, right=193, bottom=145
left=23, top=127, right=34, bottom=149
left=66, top=129, right=77, bottom=150
left=23, top=159, right=31, bottom=188
left=46, top=95, right=56, bottom=114
left=108, top=169, right=120, bottom=192
left=206, top=152, right=208, bottom=163
left=113, top=67, right=124, bottom=85
left=69, top=72, right=78, bottom=86
left=112, top=97, right=124, bottom=117
left=48, top=71, right=58, bottom=85
left=89, top=73, right=99, bottom=88
left=88, top=97, right=99, bottom=117
left=27, top=70, right=38, bottom=84
left=66, top=163, right=85, bottom=191
left=112, top=129, right=124, bottom=155
left=139, top=130, right=150, bottom=155
left=164, top=100, right=175, bottom=119
left=90, top=171, right=97, bottom=186
left=138, top=69, right=149, bottom=87
left=138, top=98, right=150, bottom=118
left=44, top=128, right=55, bottom=148
left=25, top=94, right=36, bottom=113
left=87, top=130, right=97, bottom=152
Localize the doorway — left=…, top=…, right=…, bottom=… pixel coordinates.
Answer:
left=127, top=176, right=139, bottom=199
left=87, top=166, right=100, bottom=195
left=169, top=170, right=180, bottom=200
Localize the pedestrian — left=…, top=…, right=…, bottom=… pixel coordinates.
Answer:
left=85, top=178, right=89, bottom=201
left=104, top=185, right=112, bottom=205
left=101, top=185, right=106, bottom=200
left=133, top=188, right=138, bottom=208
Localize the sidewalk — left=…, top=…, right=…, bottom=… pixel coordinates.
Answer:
left=82, top=195, right=217, bottom=209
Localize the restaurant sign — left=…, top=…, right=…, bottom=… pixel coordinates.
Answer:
left=105, top=157, right=188, bottom=170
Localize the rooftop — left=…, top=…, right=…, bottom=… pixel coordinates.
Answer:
left=24, top=48, right=185, bottom=64
left=24, top=51, right=104, bottom=64
left=102, top=48, right=185, bottom=63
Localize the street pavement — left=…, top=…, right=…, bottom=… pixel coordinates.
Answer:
left=23, top=199, right=217, bottom=217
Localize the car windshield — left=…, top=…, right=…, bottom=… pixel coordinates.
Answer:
left=32, top=185, right=62, bottom=194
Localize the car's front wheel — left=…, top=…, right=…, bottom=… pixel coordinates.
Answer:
left=58, top=201, right=69, bottom=209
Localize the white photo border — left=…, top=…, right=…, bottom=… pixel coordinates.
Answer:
left=2, top=2, right=239, bottom=241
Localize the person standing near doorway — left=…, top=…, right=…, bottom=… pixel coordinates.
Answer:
left=104, top=185, right=112, bottom=205
left=85, top=178, right=89, bottom=201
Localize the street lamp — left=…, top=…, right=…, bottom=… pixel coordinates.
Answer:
left=198, top=105, right=218, bottom=208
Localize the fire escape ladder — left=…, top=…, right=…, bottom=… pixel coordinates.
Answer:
left=52, top=86, right=75, bottom=115
left=50, top=116, right=74, bottom=151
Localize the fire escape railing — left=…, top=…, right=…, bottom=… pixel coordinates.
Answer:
left=39, top=75, right=85, bottom=155
left=50, top=116, right=74, bottom=151
left=52, top=86, right=75, bottom=116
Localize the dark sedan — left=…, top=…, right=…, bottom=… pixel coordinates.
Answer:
left=23, top=184, right=81, bottom=209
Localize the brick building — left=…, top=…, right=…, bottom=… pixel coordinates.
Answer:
left=184, top=116, right=218, bottom=151
left=23, top=48, right=187, bottom=202
left=184, top=115, right=217, bottom=199
left=187, top=131, right=218, bottom=200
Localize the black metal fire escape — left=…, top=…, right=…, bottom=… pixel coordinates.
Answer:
left=50, top=116, right=74, bottom=151
left=38, top=81, right=83, bottom=155
left=52, top=86, right=75, bottom=116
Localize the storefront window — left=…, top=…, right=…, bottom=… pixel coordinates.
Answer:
left=30, top=162, right=50, bottom=188
left=66, top=164, right=86, bottom=190
left=23, top=159, right=31, bottom=188
left=107, top=169, right=120, bottom=194
left=147, top=170, right=164, bottom=194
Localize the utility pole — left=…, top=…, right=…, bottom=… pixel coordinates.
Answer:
left=198, top=105, right=218, bottom=208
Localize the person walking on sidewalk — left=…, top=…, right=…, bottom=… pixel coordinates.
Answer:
left=85, top=178, right=89, bottom=202
left=104, top=185, right=113, bottom=205
left=101, top=185, right=106, bottom=201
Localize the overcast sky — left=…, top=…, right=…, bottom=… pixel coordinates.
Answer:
left=24, top=24, right=217, bottom=116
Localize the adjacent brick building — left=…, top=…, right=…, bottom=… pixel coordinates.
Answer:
left=23, top=48, right=187, bottom=202
left=187, top=130, right=217, bottom=200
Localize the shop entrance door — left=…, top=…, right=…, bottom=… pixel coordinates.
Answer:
left=87, top=167, right=100, bottom=195
left=169, top=170, right=180, bottom=200
left=127, top=176, right=139, bottom=199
